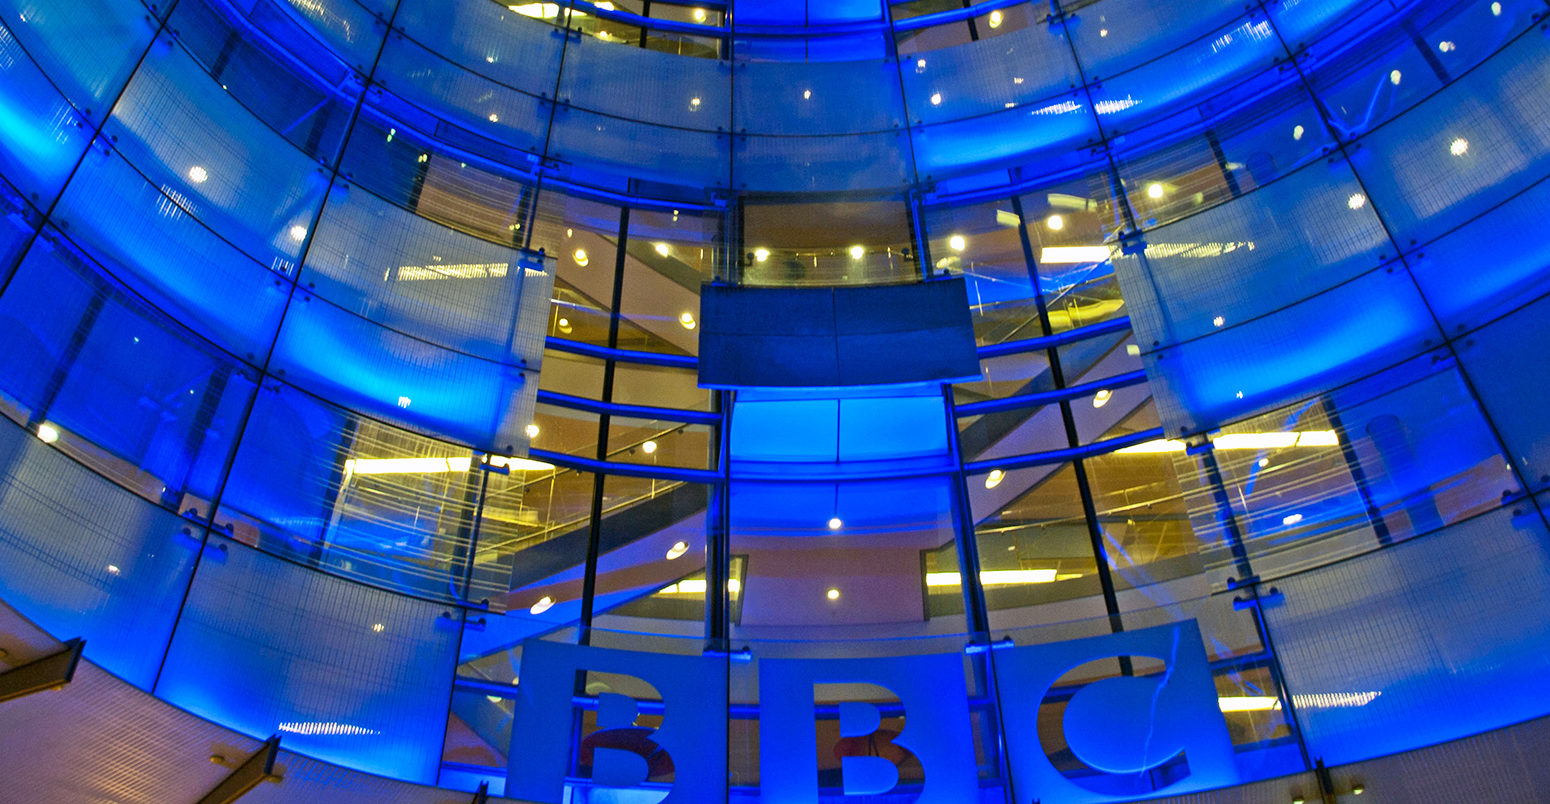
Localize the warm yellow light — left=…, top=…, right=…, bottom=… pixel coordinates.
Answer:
left=1213, top=432, right=1300, bottom=450
left=802, top=89, right=811, bottom=100
left=1389, top=69, right=1402, bottom=85
left=948, top=234, right=966, bottom=252
left=1292, top=124, right=1305, bottom=141
left=679, top=312, right=696, bottom=330
left=488, top=113, right=499, bottom=123
left=1450, top=137, right=1469, bottom=156
left=36, top=423, right=59, bottom=444
left=572, top=248, right=589, bottom=266
left=984, top=469, right=1004, bottom=489
left=188, top=166, right=209, bottom=183
left=666, top=540, right=689, bottom=560
left=1217, top=696, right=1281, bottom=712
left=344, top=455, right=554, bottom=475
left=988, top=9, right=1003, bottom=27
left=925, top=569, right=1059, bottom=586
left=525, top=423, right=540, bottom=439
left=642, top=440, right=658, bottom=454
left=848, top=245, right=865, bottom=260
left=1045, top=214, right=1064, bottom=230
left=529, top=596, right=555, bottom=615
left=556, top=317, right=572, bottom=334
left=1040, top=246, right=1110, bottom=264
left=753, top=247, right=770, bottom=262
left=1092, top=389, right=1112, bottom=408
left=692, top=7, right=705, bottom=21
left=654, top=242, right=671, bottom=257
left=826, top=588, right=841, bottom=600
left=1147, top=182, right=1165, bottom=199
left=509, top=2, right=560, bottom=18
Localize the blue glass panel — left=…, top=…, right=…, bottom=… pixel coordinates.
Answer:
left=268, top=293, right=536, bottom=453
left=394, top=0, right=564, bottom=98
left=51, top=138, right=289, bottom=360
left=1264, top=506, right=1550, bottom=764
left=0, top=415, right=199, bottom=689
left=735, top=130, right=914, bottom=193
left=1139, top=266, right=1439, bottom=437
left=374, top=34, right=549, bottom=158
left=898, top=14, right=1078, bottom=128
left=1352, top=24, right=1550, bottom=249
left=155, top=533, right=458, bottom=783
left=0, top=231, right=254, bottom=506
left=1112, top=157, right=1389, bottom=350
left=0, top=20, right=93, bottom=207
left=104, top=37, right=329, bottom=272
left=270, top=0, right=386, bottom=72
left=1456, top=293, right=1550, bottom=495
left=0, top=0, right=155, bottom=123
left=301, top=181, right=535, bottom=364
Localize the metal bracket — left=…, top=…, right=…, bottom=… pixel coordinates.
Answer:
left=196, top=735, right=282, bottom=803
left=0, top=638, right=84, bottom=703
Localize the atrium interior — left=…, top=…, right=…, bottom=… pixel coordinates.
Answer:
left=2, top=0, right=1550, bottom=802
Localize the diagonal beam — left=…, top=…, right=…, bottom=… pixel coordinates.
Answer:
left=0, top=638, right=84, bottom=703
left=196, top=735, right=282, bottom=804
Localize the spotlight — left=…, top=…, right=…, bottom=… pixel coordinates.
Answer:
left=188, top=166, right=209, bottom=183
left=827, top=517, right=843, bottom=530
left=848, top=245, right=865, bottom=260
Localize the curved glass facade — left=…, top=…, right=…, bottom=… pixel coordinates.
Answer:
left=1, top=0, right=1549, bottom=800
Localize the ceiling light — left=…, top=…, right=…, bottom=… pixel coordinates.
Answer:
left=666, top=540, right=689, bottom=559
left=1282, top=513, right=1304, bottom=526
left=1218, top=696, right=1281, bottom=712
left=1438, top=40, right=1454, bottom=52
left=848, top=245, right=865, bottom=260
left=1293, top=124, right=1305, bottom=140
left=988, top=9, right=1003, bottom=27
left=1040, top=246, right=1109, bottom=264
left=916, top=58, right=926, bottom=70
left=689, top=96, right=701, bottom=110
left=1492, top=1, right=1502, bottom=15
left=188, top=166, right=208, bottom=183
left=371, top=623, right=385, bottom=633
left=488, top=113, right=499, bottom=123
left=1258, top=457, right=1270, bottom=468
left=642, top=440, right=658, bottom=454
left=36, top=423, right=59, bottom=444
left=106, top=565, right=120, bottom=575
left=692, top=7, right=705, bottom=21
left=1389, top=69, right=1402, bottom=85
left=753, top=247, right=770, bottom=262
left=827, top=517, right=843, bottom=530
left=1348, top=193, right=1366, bottom=210
left=1099, top=28, right=1108, bottom=37
left=654, top=242, right=671, bottom=257
left=802, top=89, right=811, bottom=100
left=930, top=92, right=942, bottom=106
left=826, top=588, right=840, bottom=600
left=948, top=234, right=966, bottom=251
left=1450, top=137, right=1469, bottom=156
left=557, top=317, right=572, bottom=334
left=485, top=55, right=496, bottom=63
left=396, top=396, right=411, bottom=408
left=1092, top=389, right=1111, bottom=408
left=1147, top=182, right=1165, bottom=199
left=572, top=248, right=588, bottom=266
left=925, top=569, right=1058, bottom=586
left=679, top=311, right=696, bottom=329
left=525, top=423, right=540, bottom=439
left=529, top=596, right=554, bottom=615
left=1046, top=214, right=1064, bottom=230
left=984, top=469, right=1004, bottom=489
left=1212, top=315, right=1225, bottom=327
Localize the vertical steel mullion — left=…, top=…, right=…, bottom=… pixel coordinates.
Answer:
left=578, top=204, right=631, bottom=645
left=1008, top=196, right=1126, bottom=638
left=705, top=388, right=732, bottom=652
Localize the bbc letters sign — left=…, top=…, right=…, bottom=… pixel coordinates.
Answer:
left=507, top=621, right=1238, bottom=803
